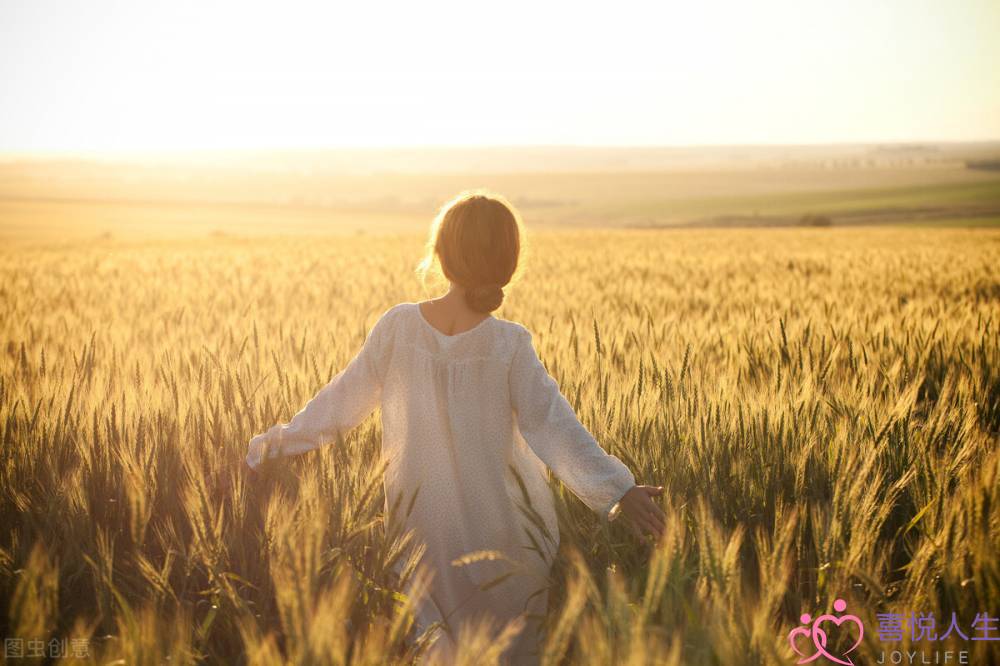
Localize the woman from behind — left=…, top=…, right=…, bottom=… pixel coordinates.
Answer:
left=246, top=189, right=666, bottom=664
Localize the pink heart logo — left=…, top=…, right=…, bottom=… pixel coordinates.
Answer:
left=786, top=599, right=865, bottom=665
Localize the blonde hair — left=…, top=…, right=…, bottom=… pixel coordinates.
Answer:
left=417, top=189, right=524, bottom=313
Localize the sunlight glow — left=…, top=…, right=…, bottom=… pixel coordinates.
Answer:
left=1, top=0, right=998, bottom=154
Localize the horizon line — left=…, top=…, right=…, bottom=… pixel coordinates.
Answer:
left=2, top=138, right=1000, bottom=161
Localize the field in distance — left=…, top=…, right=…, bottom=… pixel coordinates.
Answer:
left=1, top=143, right=999, bottom=240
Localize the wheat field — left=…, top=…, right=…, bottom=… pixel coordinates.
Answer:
left=1, top=226, right=998, bottom=664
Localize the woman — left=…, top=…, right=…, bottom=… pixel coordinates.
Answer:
left=245, top=189, right=666, bottom=664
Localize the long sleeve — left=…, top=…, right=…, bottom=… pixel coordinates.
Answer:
left=508, top=327, right=636, bottom=520
left=245, top=309, right=393, bottom=470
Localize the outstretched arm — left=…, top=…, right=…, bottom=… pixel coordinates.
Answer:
left=509, top=327, right=638, bottom=521
left=246, top=310, right=392, bottom=470
left=509, top=327, right=666, bottom=537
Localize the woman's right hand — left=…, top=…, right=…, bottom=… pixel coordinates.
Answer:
left=618, top=485, right=666, bottom=540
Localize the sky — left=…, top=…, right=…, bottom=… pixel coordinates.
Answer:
left=1, top=0, right=998, bottom=154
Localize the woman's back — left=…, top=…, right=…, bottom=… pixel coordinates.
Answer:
left=378, top=301, right=560, bottom=575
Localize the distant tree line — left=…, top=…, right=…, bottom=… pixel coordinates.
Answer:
left=965, top=159, right=1000, bottom=171
left=799, top=213, right=832, bottom=226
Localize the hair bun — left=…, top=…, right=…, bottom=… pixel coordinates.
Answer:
left=465, top=284, right=504, bottom=313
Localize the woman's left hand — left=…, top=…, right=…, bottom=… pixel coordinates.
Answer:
left=240, top=458, right=258, bottom=477
left=618, top=484, right=666, bottom=540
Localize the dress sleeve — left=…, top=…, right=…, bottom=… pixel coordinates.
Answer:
left=508, top=327, right=636, bottom=520
left=245, top=307, right=394, bottom=470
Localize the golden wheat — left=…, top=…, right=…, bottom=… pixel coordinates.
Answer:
left=1, top=227, right=997, bottom=664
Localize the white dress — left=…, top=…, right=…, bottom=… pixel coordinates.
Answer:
left=246, top=302, right=636, bottom=664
